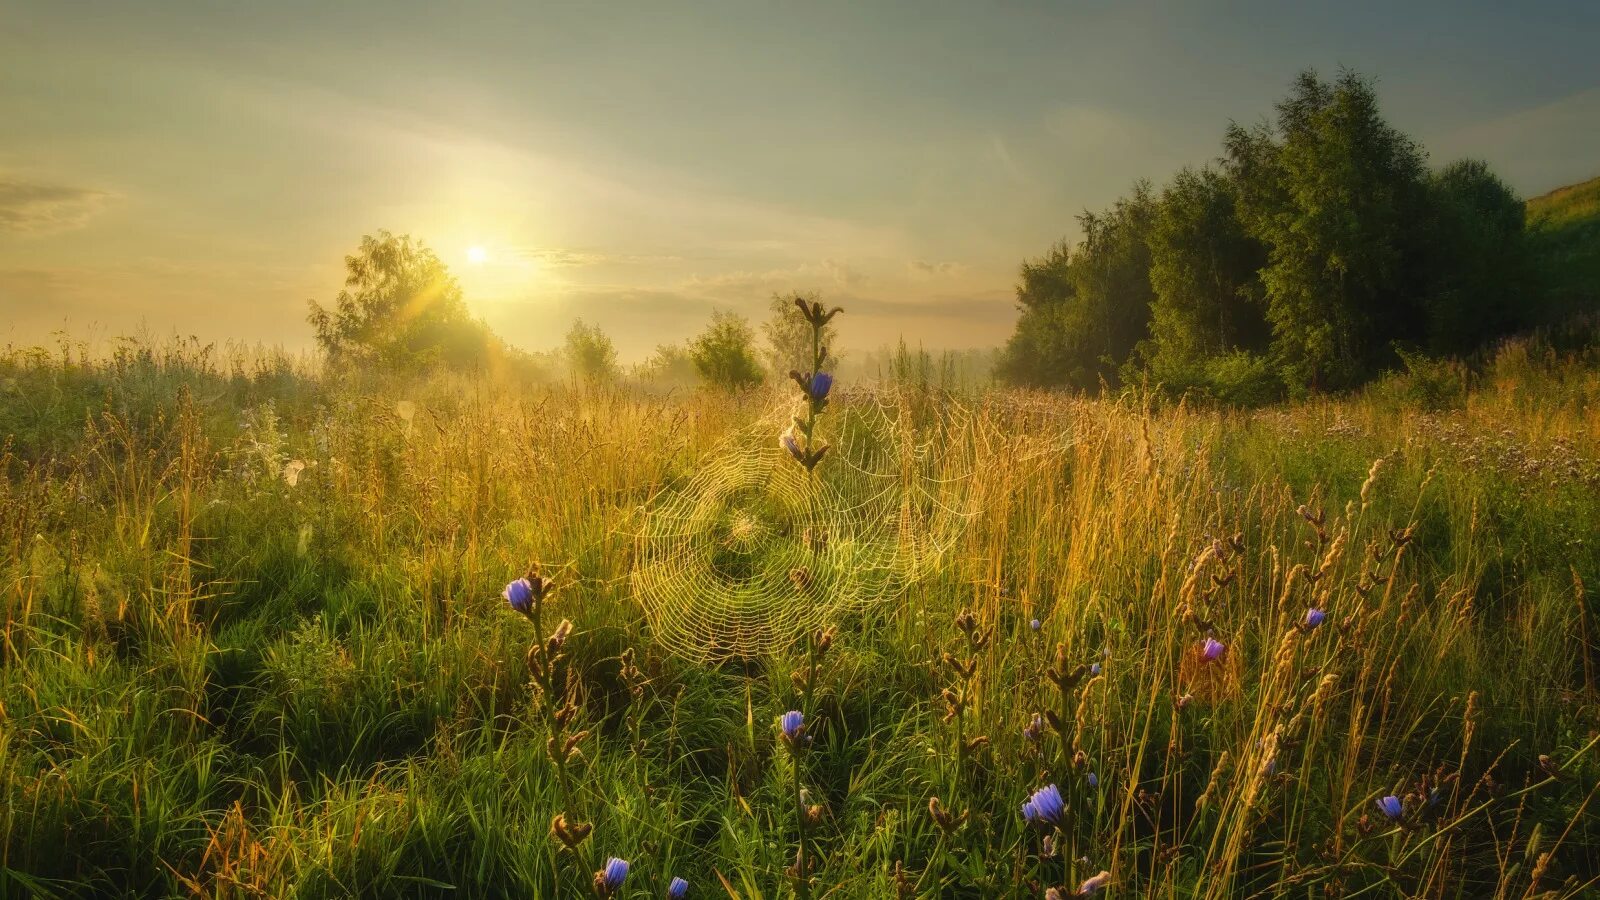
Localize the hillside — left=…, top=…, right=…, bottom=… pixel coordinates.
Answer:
left=1528, top=174, right=1600, bottom=311
left=1527, top=174, right=1600, bottom=229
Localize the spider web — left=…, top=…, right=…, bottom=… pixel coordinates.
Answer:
left=630, top=399, right=971, bottom=661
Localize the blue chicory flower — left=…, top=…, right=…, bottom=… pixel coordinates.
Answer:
left=667, top=876, right=689, bottom=899
left=780, top=710, right=805, bottom=742
left=603, top=857, right=629, bottom=890
left=1376, top=795, right=1403, bottom=820
left=1305, top=607, right=1326, bottom=629
left=808, top=371, right=833, bottom=402
left=1030, top=618, right=1041, bottom=631
left=503, top=578, right=533, bottom=614
left=1090, top=662, right=1102, bottom=676
left=1086, top=772, right=1098, bottom=788
left=1201, top=637, right=1225, bottom=662
left=1021, top=783, right=1065, bottom=828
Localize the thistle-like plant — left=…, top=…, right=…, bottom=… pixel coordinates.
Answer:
left=780, top=298, right=841, bottom=474
left=778, top=710, right=817, bottom=899
left=505, top=567, right=602, bottom=892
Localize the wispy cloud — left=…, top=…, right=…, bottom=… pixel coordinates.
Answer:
left=907, top=259, right=967, bottom=279
left=681, top=259, right=868, bottom=299
left=0, top=177, right=113, bottom=235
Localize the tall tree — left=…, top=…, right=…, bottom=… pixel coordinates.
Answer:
left=1226, top=70, right=1430, bottom=393
left=996, top=185, right=1157, bottom=389
left=1421, top=159, right=1532, bottom=353
left=306, top=231, right=491, bottom=371
left=1138, top=167, right=1269, bottom=388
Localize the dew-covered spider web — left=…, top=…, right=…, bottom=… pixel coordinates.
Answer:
left=630, top=398, right=974, bottom=661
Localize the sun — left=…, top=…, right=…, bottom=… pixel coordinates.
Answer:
left=466, top=245, right=488, bottom=265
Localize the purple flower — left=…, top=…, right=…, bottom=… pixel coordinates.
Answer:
left=780, top=431, right=803, bottom=461
left=603, top=857, right=629, bottom=890
left=1086, top=772, right=1098, bottom=788
left=1077, top=870, right=1111, bottom=895
left=1023, top=713, right=1044, bottom=743
left=1030, top=618, right=1041, bottom=631
left=808, top=371, right=833, bottom=402
left=780, top=710, right=805, bottom=742
left=1304, top=607, right=1326, bottom=630
left=668, top=876, right=689, bottom=899
left=1201, top=637, right=1225, bottom=662
left=1376, top=795, right=1403, bottom=820
left=1021, top=783, right=1064, bottom=828
left=503, top=578, right=533, bottom=614
left=1090, top=662, right=1102, bottom=676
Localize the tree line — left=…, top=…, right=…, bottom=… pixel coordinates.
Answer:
left=997, top=69, right=1572, bottom=401
left=306, top=239, right=832, bottom=391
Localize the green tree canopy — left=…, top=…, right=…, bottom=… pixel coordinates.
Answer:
left=564, top=319, right=620, bottom=381
left=306, top=231, right=492, bottom=371
left=1225, top=69, right=1430, bottom=393
left=690, top=310, right=765, bottom=391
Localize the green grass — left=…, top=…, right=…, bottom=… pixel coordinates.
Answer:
left=2, top=336, right=1598, bottom=898
left=1528, top=174, right=1600, bottom=317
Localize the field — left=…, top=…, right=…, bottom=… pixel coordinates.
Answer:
left=2, top=336, right=1598, bottom=898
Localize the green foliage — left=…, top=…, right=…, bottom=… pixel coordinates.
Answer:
left=563, top=319, right=620, bottom=381
left=1419, top=159, right=1534, bottom=354
left=635, top=341, right=698, bottom=388
left=996, top=184, right=1157, bottom=389
left=689, top=310, right=765, bottom=392
left=306, top=231, right=494, bottom=373
left=1226, top=69, right=1431, bottom=393
left=1136, top=167, right=1270, bottom=390
left=1000, top=69, right=1576, bottom=404
left=3, top=339, right=1600, bottom=895
left=1527, top=175, right=1600, bottom=318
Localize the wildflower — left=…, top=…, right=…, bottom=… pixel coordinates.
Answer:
left=1030, top=618, right=1041, bottom=632
left=780, top=710, right=806, bottom=745
left=1023, top=713, right=1045, bottom=743
left=1201, top=637, right=1225, bottom=662
left=808, top=371, right=833, bottom=403
left=1077, top=870, right=1111, bottom=895
left=781, top=430, right=804, bottom=462
left=1021, top=783, right=1065, bottom=828
left=668, top=876, right=689, bottom=899
left=1090, top=662, right=1101, bottom=677
left=1304, top=607, right=1326, bottom=630
left=1086, top=772, right=1098, bottom=788
left=594, top=857, right=629, bottom=896
left=1376, top=795, right=1403, bottom=820
left=504, top=578, right=534, bottom=614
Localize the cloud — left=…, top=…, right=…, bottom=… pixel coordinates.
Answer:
left=0, top=177, right=113, bottom=234
left=907, top=259, right=967, bottom=279
left=508, top=247, right=685, bottom=269
left=681, top=259, right=869, bottom=299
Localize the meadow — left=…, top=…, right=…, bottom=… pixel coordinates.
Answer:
left=2, top=333, right=1598, bottom=898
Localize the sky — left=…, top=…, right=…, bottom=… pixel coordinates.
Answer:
left=2, top=1, right=1598, bottom=361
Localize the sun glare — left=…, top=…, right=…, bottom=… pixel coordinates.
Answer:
left=466, top=245, right=488, bottom=265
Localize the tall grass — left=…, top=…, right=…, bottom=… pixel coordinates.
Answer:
left=1, top=337, right=1596, bottom=897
